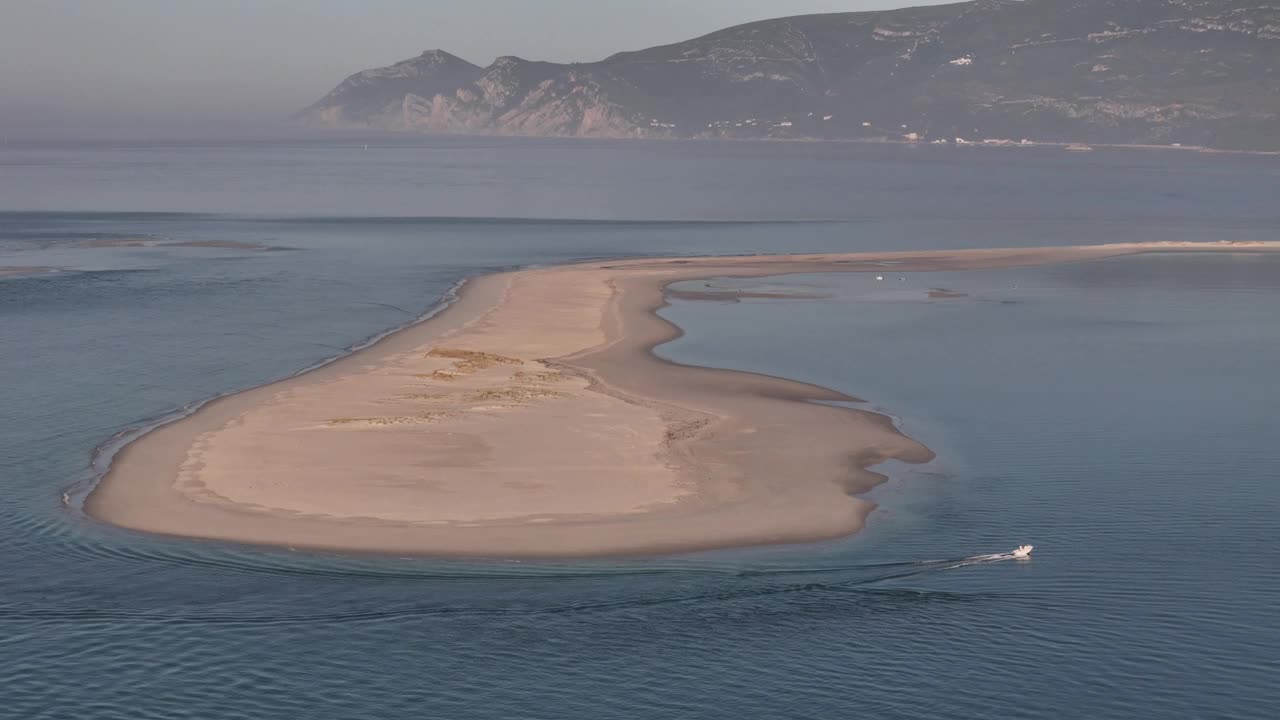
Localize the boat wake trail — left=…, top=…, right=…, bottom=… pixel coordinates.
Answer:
left=806, top=545, right=1035, bottom=589
left=1, top=547, right=1035, bottom=627
left=962, top=544, right=1034, bottom=563
left=906, top=545, right=1034, bottom=573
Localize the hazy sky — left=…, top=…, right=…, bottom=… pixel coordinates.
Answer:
left=0, top=0, right=947, bottom=134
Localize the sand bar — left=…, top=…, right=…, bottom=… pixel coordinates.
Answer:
left=0, top=266, right=59, bottom=278
left=86, top=241, right=1280, bottom=557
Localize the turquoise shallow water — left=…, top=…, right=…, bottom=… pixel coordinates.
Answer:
left=2, top=139, right=1279, bottom=719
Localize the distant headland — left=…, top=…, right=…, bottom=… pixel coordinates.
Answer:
left=296, top=0, right=1280, bottom=153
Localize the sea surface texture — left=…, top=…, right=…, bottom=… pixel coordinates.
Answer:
left=2, top=138, right=1278, bottom=719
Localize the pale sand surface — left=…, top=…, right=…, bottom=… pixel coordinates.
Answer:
left=86, top=241, right=1280, bottom=557
left=0, top=266, right=58, bottom=278
left=77, top=238, right=275, bottom=250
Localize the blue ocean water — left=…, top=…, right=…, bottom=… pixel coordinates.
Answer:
left=2, top=138, right=1279, bottom=719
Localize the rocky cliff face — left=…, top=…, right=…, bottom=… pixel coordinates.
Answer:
left=296, top=0, right=1280, bottom=150
left=300, top=50, right=483, bottom=128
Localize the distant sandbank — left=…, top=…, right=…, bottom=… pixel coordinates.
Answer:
left=0, top=266, right=59, bottom=278
left=85, top=241, right=1280, bottom=557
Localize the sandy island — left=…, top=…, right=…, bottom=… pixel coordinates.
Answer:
left=86, top=241, right=1280, bottom=557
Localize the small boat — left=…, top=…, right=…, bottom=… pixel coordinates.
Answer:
left=1012, top=544, right=1034, bottom=558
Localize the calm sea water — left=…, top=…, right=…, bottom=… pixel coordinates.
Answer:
left=2, top=138, right=1278, bottom=719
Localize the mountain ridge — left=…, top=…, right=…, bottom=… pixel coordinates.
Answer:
left=297, top=0, right=1280, bottom=151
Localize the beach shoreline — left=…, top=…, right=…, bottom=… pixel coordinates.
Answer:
left=84, top=241, right=1280, bottom=557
